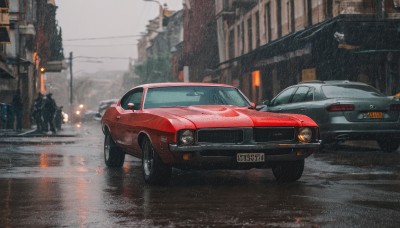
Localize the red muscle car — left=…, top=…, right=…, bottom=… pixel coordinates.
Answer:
left=101, top=83, right=321, bottom=185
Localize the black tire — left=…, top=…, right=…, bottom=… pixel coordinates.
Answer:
left=104, top=130, right=125, bottom=167
left=141, top=138, right=172, bottom=185
left=272, top=160, right=304, bottom=182
left=377, top=139, right=400, bottom=153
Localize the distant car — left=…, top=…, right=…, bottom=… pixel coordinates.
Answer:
left=101, top=83, right=321, bottom=185
left=94, top=99, right=119, bottom=120
left=258, top=80, right=400, bottom=152
left=98, top=99, right=118, bottom=116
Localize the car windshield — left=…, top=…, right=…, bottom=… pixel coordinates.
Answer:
left=143, top=86, right=251, bottom=109
left=321, top=85, right=385, bottom=99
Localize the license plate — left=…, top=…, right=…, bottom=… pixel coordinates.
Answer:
left=363, top=112, right=383, bottom=119
left=237, top=153, right=265, bottom=163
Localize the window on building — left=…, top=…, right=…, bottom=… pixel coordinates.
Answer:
left=326, top=0, right=333, bottom=18
left=287, top=1, right=290, bottom=32
left=306, top=0, right=312, bottom=26
left=247, top=17, right=252, bottom=51
left=229, top=29, right=235, bottom=60
left=290, top=0, right=295, bottom=32
left=277, top=0, right=282, bottom=38
left=237, top=24, right=242, bottom=55
left=265, top=2, right=272, bottom=42
left=241, top=21, right=245, bottom=54
left=255, top=11, right=260, bottom=47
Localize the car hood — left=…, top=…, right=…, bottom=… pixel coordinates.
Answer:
left=148, top=105, right=317, bottom=129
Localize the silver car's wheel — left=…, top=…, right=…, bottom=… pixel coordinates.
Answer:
left=272, top=160, right=304, bottom=182
left=104, top=130, right=125, bottom=167
left=141, top=138, right=172, bottom=185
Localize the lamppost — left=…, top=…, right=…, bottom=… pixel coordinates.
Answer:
left=143, top=0, right=165, bottom=31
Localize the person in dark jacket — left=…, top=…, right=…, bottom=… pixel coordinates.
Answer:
left=31, top=92, right=44, bottom=132
left=43, top=93, right=57, bottom=133
left=12, top=90, right=23, bottom=132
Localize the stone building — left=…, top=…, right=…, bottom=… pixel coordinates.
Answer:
left=215, top=0, right=400, bottom=102
left=0, top=0, right=61, bottom=129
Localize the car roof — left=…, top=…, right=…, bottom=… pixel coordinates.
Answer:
left=298, top=80, right=369, bottom=87
left=134, top=82, right=237, bottom=90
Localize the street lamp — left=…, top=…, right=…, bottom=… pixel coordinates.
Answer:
left=143, top=0, right=166, bottom=31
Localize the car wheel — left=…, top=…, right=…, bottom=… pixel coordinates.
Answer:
left=104, top=130, right=125, bottom=167
left=141, top=138, right=172, bottom=185
left=272, top=160, right=304, bottom=182
left=377, top=139, right=400, bottom=153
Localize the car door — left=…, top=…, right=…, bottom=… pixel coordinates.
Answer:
left=115, top=88, right=144, bottom=154
left=286, top=86, right=315, bottom=115
left=268, top=86, right=315, bottom=116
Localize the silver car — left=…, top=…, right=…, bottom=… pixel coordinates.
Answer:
left=259, top=81, right=400, bottom=152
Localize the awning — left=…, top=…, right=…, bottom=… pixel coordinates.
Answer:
left=0, top=61, right=15, bottom=79
left=354, top=49, right=400, bottom=54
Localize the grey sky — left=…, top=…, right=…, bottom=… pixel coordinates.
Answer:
left=56, top=0, right=183, bottom=74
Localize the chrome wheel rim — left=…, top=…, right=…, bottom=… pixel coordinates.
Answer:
left=143, top=142, right=154, bottom=176
left=104, top=134, right=110, bottom=161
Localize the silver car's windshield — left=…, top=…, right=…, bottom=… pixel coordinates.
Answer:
left=321, top=85, right=385, bottom=99
left=144, top=86, right=251, bottom=109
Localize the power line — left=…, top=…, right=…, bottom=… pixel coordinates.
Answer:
left=64, top=35, right=142, bottom=41
left=73, top=56, right=132, bottom=60
left=64, top=44, right=137, bottom=47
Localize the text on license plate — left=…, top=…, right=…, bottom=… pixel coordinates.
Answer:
left=237, top=153, right=265, bottom=163
left=363, top=111, right=383, bottom=119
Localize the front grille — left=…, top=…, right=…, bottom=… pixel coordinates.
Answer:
left=253, top=127, right=295, bottom=142
left=200, top=149, right=292, bottom=157
left=197, top=129, right=244, bottom=143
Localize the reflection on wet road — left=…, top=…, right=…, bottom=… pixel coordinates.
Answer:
left=1, top=121, right=399, bottom=227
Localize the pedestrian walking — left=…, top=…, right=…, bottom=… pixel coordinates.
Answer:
left=31, top=92, right=44, bottom=132
left=12, top=90, right=23, bottom=132
left=43, top=93, right=58, bottom=134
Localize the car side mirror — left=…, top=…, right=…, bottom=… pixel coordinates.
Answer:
left=249, top=102, right=256, bottom=109
left=127, top=102, right=135, bottom=110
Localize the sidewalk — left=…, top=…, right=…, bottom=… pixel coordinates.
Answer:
left=0, top=123, right=79, bottom=145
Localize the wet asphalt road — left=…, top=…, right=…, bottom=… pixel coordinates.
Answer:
left=0, top=121, right=399, bottom=227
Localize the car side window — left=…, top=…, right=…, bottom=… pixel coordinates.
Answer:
left=271, top=87, right=297, bottom=106
left=120, top=89, right=143, bottom=110
left=304, top=88, right=314, bottom=102
left=291, top=86, right=312, bottom=103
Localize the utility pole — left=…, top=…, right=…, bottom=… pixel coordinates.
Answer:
left=69, top=52, right=73, bottom=105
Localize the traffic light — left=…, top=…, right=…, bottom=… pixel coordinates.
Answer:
left=40, top=67, right=45, bottom=73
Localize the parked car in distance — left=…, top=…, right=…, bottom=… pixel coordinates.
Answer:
left=95, top=98, right=119, bottom=120
left=258, top=80, right=400, bottom=152
left=101, top=82, right=321, bottom=185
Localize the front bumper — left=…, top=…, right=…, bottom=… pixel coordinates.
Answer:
left=168, top=141, right=321, bottom=168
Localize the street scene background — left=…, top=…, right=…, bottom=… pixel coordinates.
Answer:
left=1, top=120, right=400, bottom=227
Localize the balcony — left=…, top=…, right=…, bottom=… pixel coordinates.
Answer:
left=232, top=0, right=258, bottom=10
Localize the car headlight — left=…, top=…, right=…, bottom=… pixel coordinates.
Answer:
left=298, top=127, right=313, bottom=143
left=179, top=130, right=195, bottom=145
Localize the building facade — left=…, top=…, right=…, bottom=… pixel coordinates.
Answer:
left=136, top=5, right=183, bottom=84
left=0, top=0, right=61, bottom=129
left=216, top=0, right=400, bottom=102
left=182, top=0, right=219, bottom=82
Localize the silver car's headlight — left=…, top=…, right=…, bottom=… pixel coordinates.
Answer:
left=298, top=127, right=313, bottom=143
left=179, top=130, right=195, bottom=145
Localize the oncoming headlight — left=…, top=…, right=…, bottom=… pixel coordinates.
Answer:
left=179, top=130, right=195, bottom=145
left=298, top=127, right=313, bottom=143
